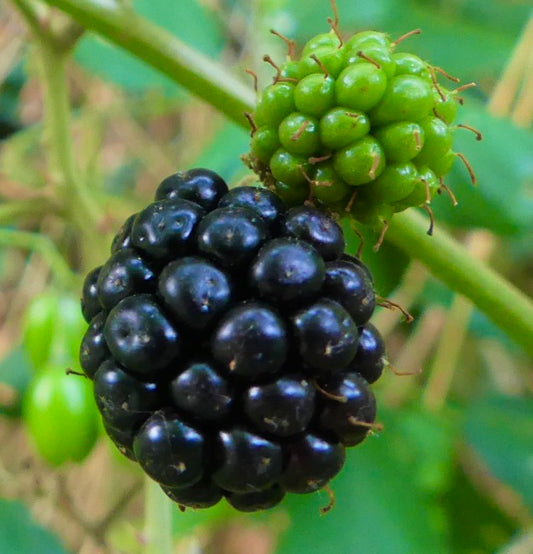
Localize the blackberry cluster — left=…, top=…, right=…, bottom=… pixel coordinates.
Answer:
left=80, top=168, right=385, bottom=512
left=247, top=28, right=478, bottom=228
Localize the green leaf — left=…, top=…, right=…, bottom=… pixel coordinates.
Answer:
left=278, top=408, right=451, bottom=554
left=464, top=395, right=533, bottom=512
left=379, top=1, right=526, bottom=84
left=395, top=407, right=456, bottom=495
left=75, top=0, right=224, bottom=92
left=0, top=63, right=25, bottom=133
left=0, top=499, right=68, bottom=554
left=285, top=0, right=525, bottom=82
left=443, top=467, right=517, bottom=554
left=191, top=122, right=251, bottom=184
left=0, top=346, right=33, bottom=417
left=433, top=102, right=533, bottom=235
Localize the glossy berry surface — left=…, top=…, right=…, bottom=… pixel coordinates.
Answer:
left=96, top=249, right=155, bottom=311
left=155, top=168, right=228, bottom=211
left=103, top=294, right=180, bottom=375
left=111, top=213, right=136, bottom=254
left=323, top=259, right=375, bottom=326
left=348, top=322, right=387, bottom=384
left=280, top=433, right=345, bottom=493
left=158, top=257, right=232, bottom=330
left=212, top=428, right=283, bottom=493
left=131, top=199, right=205, bottom=261
left=243, top=375, right=315, bottom=437
left=133, top=410, right=205, bottom=487
left=197, top=207, right=269, bottom=269
left=281, top=205, right=345, bottom=261
left=162, top=478, right=223, bottom=509
left=170, top=360, right=232, bottom=422
left=211, top=302, right=288, bottom=379
left=80, top=312, right=110, bottom=379
left=217, top=185, right=284, bottom=230
left=226, top=484, right=285, bottom=512
left=93, top=359, right=162, bottom=430
left=250, top=238, right=326, bottom=305
left=317, top=372, right=377, bottom=446
left=80, top=169, right=387, bottom=513
left=81, top=266, right=102, bottom=323
left=292, top=298, right=359, bottom=373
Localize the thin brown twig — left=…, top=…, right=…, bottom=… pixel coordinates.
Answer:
left=392, top=28, right=421, bottom=46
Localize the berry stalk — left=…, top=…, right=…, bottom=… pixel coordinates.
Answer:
left=144, top=476, right=173, bottom=554
left=37, top=0, right=533, bottom=353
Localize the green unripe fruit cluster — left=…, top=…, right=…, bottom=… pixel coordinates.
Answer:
left=248, top=29, right=467, bottom=228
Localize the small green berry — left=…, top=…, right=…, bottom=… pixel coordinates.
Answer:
left=374, top=121, right=425, bottom=162
left=255, top=83, right=296, bottom=127
left=350, top=197, right=394, bottom=228
left=414, top=116, right=453, bottom=166
left=369, top=74, right=433, bottom=125
left=299, top=46, right=346, bottom=78
left=392, top=52, right=431, bottom=80
left=345, top=45, right=395, bottom=79
left=279, top=113, right=321, bottom=156
left=393, top=165, right=438, bottom=210
left=302, top=32, right=341, bottom=55
left=294, top=74, right=336, bottom=117
left=274, top=179, right=309, bottom=206
left=359, top=162, right=418, bottom=203
left=270, top=148, right=310, bottom=186
left=333, top=137, right=386, bottom=186
left=311, top=162, right=351, bottom=204
left=336, top=64, right=388, bottom=112
left=251, top=127, right=281, bottom=164
left=345, top=30, right=391, bottom=51
left=429, top=149, right=455, bottom=176
left=432, top=88, right=458, bottom=124
left=319, top=108, right=370, bottom=151
left=280, top=61, right=305, bottom=81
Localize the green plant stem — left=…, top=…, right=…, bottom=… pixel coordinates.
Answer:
left=38, top=0, right=256, bottom=127
left=0, top=197, right=60, bottom=224
left=37, top=41, right=101, bottom=229
left=144, top=476, right=173, bottom=554
left=0, top=228, right=75, bottom=288
left=13, top=0, right=105, bottom=268
left=11, top=0, right=51, bottom=41
left=37, top=0, right=533, bottom=353
left=387, top=211, right=533, bottom=357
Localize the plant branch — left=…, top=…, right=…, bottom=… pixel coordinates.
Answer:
left=11, top=0, right=50, bottom=41
left=37, top=41, right=102, bottom=228
left=11, top=0, right=85, bottom=50
left=38, top=0, right=256, bottom=127
left=387, top=211, right=533, bottom=357
left=0, top=228, right=75, bottom=288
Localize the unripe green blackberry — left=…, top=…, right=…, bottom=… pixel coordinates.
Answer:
left=245, top=19, right=479, bottom=233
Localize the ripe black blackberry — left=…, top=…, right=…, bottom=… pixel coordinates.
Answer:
left=80, top=168, right=388, bottom=512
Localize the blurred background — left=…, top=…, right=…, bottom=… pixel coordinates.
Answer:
left=0, top=0, right=532, bottom=552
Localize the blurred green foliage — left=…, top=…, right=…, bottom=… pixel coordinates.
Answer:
left=0, top=499, right=68, bottom=554
left=1, top=0, right=532, bottom=552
